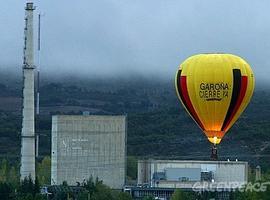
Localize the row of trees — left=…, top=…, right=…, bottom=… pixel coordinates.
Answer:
left=0, top=157, right=134, bottom=200
left=142, top=187, right=270, bottom=200
left=0, top=176, right=45, bottom=200
left=0, top=156, right=138, bottom=184
left=1, top=157, right=270, bottom=199
left=60, top=177, right=133, bottom=200
left=0, top=156, right=51, bottom=186
left=0, top=157, right=51, bottom=199
left=0, top=174, right=134, bottom=200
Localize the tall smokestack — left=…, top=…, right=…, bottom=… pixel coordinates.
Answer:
left=20, top=2, right=36, bottom=180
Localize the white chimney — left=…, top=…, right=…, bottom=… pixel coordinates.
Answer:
left=20, top=2, right=36, bottom=180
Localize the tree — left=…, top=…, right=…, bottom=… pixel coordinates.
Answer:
left=82, top=176, right=122, bottom=200
left=142, top=196, right=155, bottom=200
left=83, top=176, right=97, bottom=197
left=91, top=184, right=115, bottom=200
left=16, top=176, right=45, bottom=200
left=19, top=176, right=34, bottom=195
left=171, top=189, right=195, bottom=200
left=77, top=191, right=90, bottom=200
left=90, top=178, right=116, bottom=200
left=53, top=181, right=71, bottom=200
left=0, top=182, right=13, bottom=200
left=117, top=192, right=132, bottom=200
left=34, top=194, right=46, bottom=200
left=36, top=156, right=51, bottom=185
left=33, top=178, right=40, bottom=197
left=0, top=159, right=8, bottom=182
left=8, top=166, right=19, bottom=186
left=127, top=156, right=137, bottom=180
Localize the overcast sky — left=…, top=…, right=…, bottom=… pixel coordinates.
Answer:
left=1, top=0, right=270, bottom=81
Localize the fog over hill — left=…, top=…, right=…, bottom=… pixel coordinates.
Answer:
left=1, top=67, right=269, bottom=91
left=2, top=0, right=270, bottom=82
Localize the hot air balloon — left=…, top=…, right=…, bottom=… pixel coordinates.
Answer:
left=175, top=54, right=255, bottom=159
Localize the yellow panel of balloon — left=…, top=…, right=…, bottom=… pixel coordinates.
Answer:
left=175, top=54, right=255, bottom=159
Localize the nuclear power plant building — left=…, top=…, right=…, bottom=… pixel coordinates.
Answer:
left=51, top=115, right=127, bottom=189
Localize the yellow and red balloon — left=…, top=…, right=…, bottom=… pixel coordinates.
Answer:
left=175, top=54, right=255, bottom=145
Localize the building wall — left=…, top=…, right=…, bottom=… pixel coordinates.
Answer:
left=138, top=160, right=151, bottom=184
left=215, top=162, right=246, bottom=182
left=138, top=160, right=248, bottom=189
left=51, top=115, right=126, bottom=189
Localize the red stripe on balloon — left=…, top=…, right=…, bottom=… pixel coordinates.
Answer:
left=180, top=76, right=205, bottom=130
left=223, top=76, right=248, bottom=131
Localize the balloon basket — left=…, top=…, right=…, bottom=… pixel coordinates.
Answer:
left=211, top=145, right=218, bottom=160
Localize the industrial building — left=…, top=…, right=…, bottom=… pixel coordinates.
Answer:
left=51, top=115, right=127, bottom=189
left=137, top=160, right=248, bottom=190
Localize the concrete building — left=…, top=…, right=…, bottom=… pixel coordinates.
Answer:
left=138, top=160, right=248, bottom=190
left=20, top=2, right=36, bottom=180
left=51, top=115, right=127, bottom=189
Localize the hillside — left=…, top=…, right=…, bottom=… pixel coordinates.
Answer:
left=0, top=73, right=270, bottom=169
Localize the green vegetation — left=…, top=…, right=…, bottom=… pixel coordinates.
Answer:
left=1, top=78, right=270, bottom=169
left=1, top=76, right=270, bottom=198
left=0, top=158, right=133, bottom=199
left=0, top=157, right=270, bottom=199
left=0, top=175, right=45, bottom=200
left=171, top=189, right=196, bottom=200
left=36, top=156, right=51, bottom=185
left=169, top=184, right=270, bottom=200
left=127, top=156, right=137, bottom=180
left=0, top=158, right=50, bottom=199
left=0, top=159, right=19, bottom=186
left=0, top=174, right=133, bottom=200
left=142, top=196, right=155, bottom=200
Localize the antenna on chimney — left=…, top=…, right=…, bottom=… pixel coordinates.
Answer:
left=35, top=13, right=42, bottom=158
left=36, top=13, right=41, bottom=116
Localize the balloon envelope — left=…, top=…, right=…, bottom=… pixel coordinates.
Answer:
left=175, top=54, right=255, bottom=145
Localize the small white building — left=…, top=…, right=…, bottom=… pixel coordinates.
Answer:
left=51, top=115, right=127, bottom=189
left=138, top=160, right=248, bottom=190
